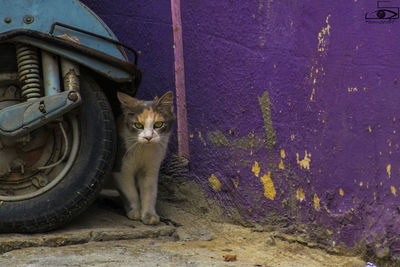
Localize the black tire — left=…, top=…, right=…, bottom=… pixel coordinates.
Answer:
left=0, top=74, right=116, bottom=233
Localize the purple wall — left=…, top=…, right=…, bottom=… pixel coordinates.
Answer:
left=83, top=0, right=400, bottom=261
left=81, top=0, right=175, bottom=99
left=181, top=0, right=400, bottom=260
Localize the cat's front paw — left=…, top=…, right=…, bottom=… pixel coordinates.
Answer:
left=126, top=209, right=141, bottom=220
left=141, top=212, right=160, bottom=225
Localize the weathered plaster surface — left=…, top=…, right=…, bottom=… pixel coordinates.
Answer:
left=180, top=0, right=400, bottom=261
left=83, top=0, right=400, bottom=261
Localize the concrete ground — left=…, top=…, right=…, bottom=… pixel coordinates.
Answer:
left=0, top=190, right=368, bottom=267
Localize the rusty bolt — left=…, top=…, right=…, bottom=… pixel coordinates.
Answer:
left=39, top=103, right=46, bottom=113
left=68, top=92, right=79, bottom=102
left=4, top=17, right=12, bottom=24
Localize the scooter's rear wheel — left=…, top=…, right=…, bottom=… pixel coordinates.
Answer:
left=0, top=73, right=116, bottom=233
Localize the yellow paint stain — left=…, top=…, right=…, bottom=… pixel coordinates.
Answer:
left=373, top=192, right=376, bottom=201
left=296, top=150, right=311, bottom=170
left=249, top=138, right=254, bottom=148
left=366, top=182, right=369, bottom=189
left=252, top=161, right=260, bottom=177
left=208, top=174, right=221, bottom=191
left=313, top=78, right=317, bottom=85
left=278, top=159, right=284, bottom=170
left=296, top=188, right=305, bottom=202
left=280, top=149, right=286, bottom=159
left=348, top=87, right=358, bottom=93
left=229, top=129, right=232, bottom=135
left=198, top=131, right=202, bottom=138
left=317, top=14, right=331, bottom=52
left=359, top=181, right=363, bottom=187
left=233, top=180, right=239, bottom=188
left=391, top=186, right=397, bottom=196
left=387, top=164, right=391, bottom=178
left=314, top=193, right=321, bottom=211
left=250, top=150, right=253, bottom=156
left=189, top=133, right=194, bottom=139
left=339, top=188, right=344, bottom=196
left=310, top=88, right=316, bottom=101
left=368, top=126, right=372, bottom=133
left=260, top=172, right=276, bottom=200
left=315, top=68, right=319, bottom=74
left=273, top=64, right=277, bottom=69
left=291, top=134, right=295, bottom=141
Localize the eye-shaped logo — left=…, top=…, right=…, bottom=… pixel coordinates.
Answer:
left=365, top=9, right=399, bottom=19
left=365, top=1, right=399, bottom=22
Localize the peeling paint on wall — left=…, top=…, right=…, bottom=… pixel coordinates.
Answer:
left=387, top=164, right=391, bottom=178
left=260, top=171, right=276, bottom=200
left=207, top=130, right=265, bottom=150
left=279, top=149, right=285, bottom=169
left=296, top=188, right=305, bottom=202
left=314, top=193, right=320, bottom=211
left=208, top=174, right=221, bottom=191
left=207, top=130, right=229, bottom=147
left=296, top=151, right=311, bottom=170
left=309, top=14, right=331, bottom=102
left=391, top=185, right=397, bottom=196
left=278, top=159, right=284, bottom=170
left=252, top=161, right=261, bottom=177
left=258, top=91, right=276, bottom=171
left=317, top=14, right=331, bottom=53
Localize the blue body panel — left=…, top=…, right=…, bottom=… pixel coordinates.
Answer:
left=0, top=0, right=135, bottom=82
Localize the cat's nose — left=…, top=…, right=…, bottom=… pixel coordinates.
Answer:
left=145, top=136, right=153, bottom=141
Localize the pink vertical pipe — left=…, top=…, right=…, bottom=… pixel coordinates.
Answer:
left=171, top=0, right=190, bottom=160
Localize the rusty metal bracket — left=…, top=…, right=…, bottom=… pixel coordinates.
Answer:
left=49, top=22, right=139, bottom=65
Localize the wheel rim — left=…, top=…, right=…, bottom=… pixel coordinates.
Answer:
left=0, top=115, right=80, bottom=201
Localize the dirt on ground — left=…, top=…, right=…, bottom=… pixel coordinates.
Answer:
left=0, top=189, right=369, bottom=267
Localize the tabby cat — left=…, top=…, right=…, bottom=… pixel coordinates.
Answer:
left=113, top=91, right=175, bottom=225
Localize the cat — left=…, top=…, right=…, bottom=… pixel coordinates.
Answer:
left=112, top=91, right=175, bottom=225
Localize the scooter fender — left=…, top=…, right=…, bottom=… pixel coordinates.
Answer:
left=0, top=0, right=141, bottom=89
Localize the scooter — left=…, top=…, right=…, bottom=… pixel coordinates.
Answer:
left=0, top=0, right=141, bottom=232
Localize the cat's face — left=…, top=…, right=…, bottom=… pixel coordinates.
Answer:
left=117, top=91, right=175, bottom=144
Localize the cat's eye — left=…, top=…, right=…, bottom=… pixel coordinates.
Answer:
left=133, top=122, right=144, bottom=129
left=154, top=121, right=164, bottom=128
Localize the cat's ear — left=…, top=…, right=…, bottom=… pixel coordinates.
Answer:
left=157, top=91, right=174, bottom=106
left=117, top=92, right=141, bottom=109
left=157, top=91, right=174, bottom=113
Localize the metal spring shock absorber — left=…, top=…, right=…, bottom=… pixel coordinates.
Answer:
left=16, top=44, right=42, bottom=101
